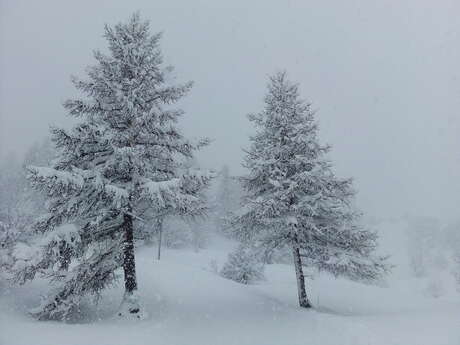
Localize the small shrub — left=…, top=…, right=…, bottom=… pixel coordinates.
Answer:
left=220, top=245, right=265, bottom=284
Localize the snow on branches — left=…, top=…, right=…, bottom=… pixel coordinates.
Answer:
left=19, top=13, right=211, bottom=320
left=232, top=71, right=388, bottom=307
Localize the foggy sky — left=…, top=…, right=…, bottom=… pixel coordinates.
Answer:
left=1, top=0, right=459, bottom=221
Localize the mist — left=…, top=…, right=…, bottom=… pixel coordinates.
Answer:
left=1, top=1, right=459, bottom=221
left=1, top=2, right=460, bottom=344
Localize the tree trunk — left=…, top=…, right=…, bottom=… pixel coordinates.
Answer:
left=119, top=212, right=142, bottom=317
left=292, top=243, right=312, bottom=308
left=157, top=217, right=163, bottom=261
left=122, top=213, right=138, bottom=295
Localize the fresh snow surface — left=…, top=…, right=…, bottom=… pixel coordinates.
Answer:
left=1, top=231, right=459, bottom=345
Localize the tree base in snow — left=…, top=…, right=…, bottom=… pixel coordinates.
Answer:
left=117, top=291, right=147, bottom=320
left=300, top=301, right=313, bottom=309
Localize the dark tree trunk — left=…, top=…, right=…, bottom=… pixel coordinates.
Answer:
left=122, top=213, right=138, bottom=294
left=292, top=242, right=312, bottom=308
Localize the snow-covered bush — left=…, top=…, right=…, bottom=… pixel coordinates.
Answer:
left=220, top=245, right=265, bottom=284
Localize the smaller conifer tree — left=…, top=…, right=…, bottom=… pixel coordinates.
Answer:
left=233, top=72, right=388, bottom=308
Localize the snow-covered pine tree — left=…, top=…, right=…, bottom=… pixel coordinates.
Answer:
left=233, top=71, right=388, bottom=308
left=16, top=13, right=211, bottom=320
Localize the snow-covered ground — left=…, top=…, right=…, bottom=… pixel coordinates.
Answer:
left=1, top=230, right=459, bottom=345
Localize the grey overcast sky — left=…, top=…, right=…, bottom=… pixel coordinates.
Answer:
left=1, top=0, right=459, bottom=220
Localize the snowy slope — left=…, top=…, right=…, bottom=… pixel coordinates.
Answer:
left=1, top=233, right=459, bottom=345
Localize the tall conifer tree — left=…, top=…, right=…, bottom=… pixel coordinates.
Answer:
left=17, top=13, right=211, bottom=319
left=234, top=72, right=387, bottom=308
